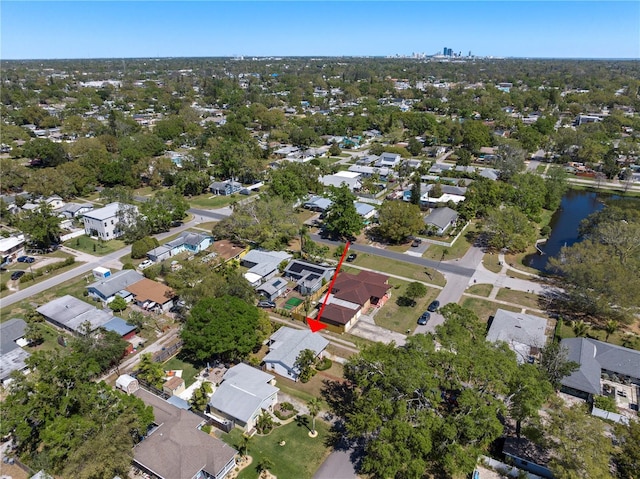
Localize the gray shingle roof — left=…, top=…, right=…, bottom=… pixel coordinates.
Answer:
left=0, top=318, right=27, bottom=355
left=37, top=295, right=113, bottom=334
left=561, top=338, right=640, bottom=395
left=486, top=309, right=548, bottom=364
left=208, top=364, right=278, bottom=424
left=423, top=207, right=458, bottom=230
left=263, top=327, right=329, bottom=372
left=242, top=250, right=291, bottom=278
left=0, top=346, right=30, bottom=382
left=133, top=389, right=237, bottom=479
left=87, top=270, right=144, bottom=299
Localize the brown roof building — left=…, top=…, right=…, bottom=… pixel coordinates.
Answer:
left=133, top=388, right=237, bottom=479
left=320, top=271, right=391, bottom=332
left=125, top=278, right=175, bottom=312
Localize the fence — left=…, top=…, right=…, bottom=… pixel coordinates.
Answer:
left=60, top=229, right=85, bottom=242
left=421, top=220, right=470, bottom=248
left=291, top=283, right=330, bottom=321
left=479, top=456, right=545, bottom=479
left=152, top=339, right=184, bottom=363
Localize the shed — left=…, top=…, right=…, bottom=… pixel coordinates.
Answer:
left=163, top=376, right=186, bottom=396
left=116, top=374, right=139, bottom=394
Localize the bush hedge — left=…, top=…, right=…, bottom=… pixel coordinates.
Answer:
left=20, top=257, right=75, bottom=283
left=316, top=357, right=332, bottom=371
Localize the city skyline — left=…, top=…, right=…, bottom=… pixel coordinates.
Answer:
left=1, top=1, right=639, bottom=60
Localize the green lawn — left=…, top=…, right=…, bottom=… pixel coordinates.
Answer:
left=374, top=278, right=440, bottom=333
left=0, top=257, right=84, bottom=301
left=482, top=253, right=503, bottom=273
left=25, top=322, right=70, bottom=353
left=536, top=164, right=548, bottom=174
left=188, top=193, right=247, bottom=209
left=163, top=356, right=200, bottom=387
left=64, top=235, right=126, bottom=256
left=495, top=288, right=541, bottom=309
left=348, top=253, right=446, bottom=287
left=466, top=283, right=492, bottom=297
left=422, top=225, right=474, bottom=262
left=221, top=416, right=332, bottom=479
left=459, top=296, right=520, bottom=323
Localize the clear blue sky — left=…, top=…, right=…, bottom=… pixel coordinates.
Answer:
left=2, top=1, right=639, bottom=60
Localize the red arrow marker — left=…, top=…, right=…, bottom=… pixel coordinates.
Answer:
left=306, top=318, right=327, bottom=333
left=306, top=241, right=351, bottom=333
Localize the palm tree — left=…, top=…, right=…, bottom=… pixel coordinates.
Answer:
left=604, top=320, right=619, bottom=342
left=238, top=433, right=252, bottom=458
left=308, top=397, right=322, bottom=436
left=257, top=457, right=274, bottom=478
left=572, top=319, right=591, bottom=338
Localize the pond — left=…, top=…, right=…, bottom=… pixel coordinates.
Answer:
left=525, top=189, right=609, bottom=272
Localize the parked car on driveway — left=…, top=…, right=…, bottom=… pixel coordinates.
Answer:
left=17, top=256, right=35, bottom=263
left=257, top=300, right=276, bottom=308
left=417, top=311, right=431, bottom=325
left=10, top=271, right=25, bottom=281
left=137, top=259, right=154, bottom=270
left=411, top=238, right=422, bottom=247
left=427, top=300, right=440, bottom=312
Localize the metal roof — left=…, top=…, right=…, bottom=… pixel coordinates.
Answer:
left=263, top=327, right=329, bottom=372
left=0, top=318, right=27, bottom=355
left=83, top=202, right=123, bottom=220
left=87, top=270, right=144, bottom=299
left=37, top=295, right=113, bottom=334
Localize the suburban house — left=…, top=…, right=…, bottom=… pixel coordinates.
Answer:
left=87, top=270, right=145, bottom=304
left=256, top=277, right=289, bottom=301
left=347, top=164, right=392, bottom=180
left=125, top=278, right=176, bottom=312
left=560, top=338, right=640, bottom=401
left=86, top=270, right=175, bottom=312
left=0, top=235, right=25, bottom=261
left=375, top=152, right=401, bottom=168
left=423, top=207, right=459, bottom=235
left=133, top=388, right=237, bottom=479
left=262, top=327, right=329, bottom=381
left=283, top=260, right=335, bottom=295
left=486, top=309, right=549, bottom=364
left=209, top=180, right=242, bottom=196
left=322, top=270, right=391, bottom=332
left=303, top=196, right=333, bottom=212
left=354, top=202, right=377, bottom=221
left=208, top=363, right=279, bottom=433
left=44, top=195, right=65, bottom=210
left=102, top=316, right=137, bottom=340
left=0, top=318, right=31, bottom=386
left=83, top=202, right=137, bottom=240
left=147, top=232, right=214, bottom=263
left=58, top=202, right=94, bottom=219
left=420, top=184, right=467, bottom=207
left=320, top=171, right=362, bottom=191
left=37, top=295, right=113, bottom=335
left=240, top=249, right=292, bottom=286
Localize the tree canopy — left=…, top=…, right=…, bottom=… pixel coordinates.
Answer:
left=181, top=295, right=270, bottom=362
left=329, top=304, right=520, bottom=478
left=323, top=185, right=363, bottom=240
left=376, top=201, right=424, bottom=243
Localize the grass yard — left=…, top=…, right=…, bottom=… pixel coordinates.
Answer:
left=275, top=361, right=344, bottom=408
left=505, top=249, right=544, bottom=275
left=536, top=164, right=548, bottom=174
left=65, top=235, right=126, bottom=256
left=348, top=253, right=446, bottom=287
left=163, top=355, right=200, bottom=387
left=554, top=323, right=640, bottom=351
left=0, top=259, right=85, bottom=300
left=221, top=416, right=332, bottom=479
left=422, top=230, right=473, bottom=262
left=188, top=193, right=247, bottom=209
left=507, top=269, right=537, bottom=280
left=482, top=253, right=503, bottom=273
left=495, top=288, right=542, bottom=310
left=459, top=296, right=520, bottom=323
left=374, top=278, right=440, bottom=333
left=466, top=283, right=493, bottom=297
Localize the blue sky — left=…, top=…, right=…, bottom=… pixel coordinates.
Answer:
left=2, top=1, right=639, bottom=59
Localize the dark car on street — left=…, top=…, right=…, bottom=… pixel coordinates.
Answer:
left=427, top=300, right=440, bottom=312
left=417, top=311, right=431, bottom=325
left=10, top=271, right=25, bottom=281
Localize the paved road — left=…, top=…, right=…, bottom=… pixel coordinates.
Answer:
left=311, top=234, right=476, bottom=277
left=313, top=444, right=360, bottom=479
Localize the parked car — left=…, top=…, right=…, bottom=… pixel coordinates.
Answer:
left=17, top=256, right=35, bottom=263
left=417, top=311, right=431, bottom=325
left=427, top=300, right=440, bottom=312
left=411, top=238, right=422, bottom=247
left=137, top=259, right=154, bottom=270
left=257, top=300, right=276, bottom=308
left=346, top=253, right=357, bottom=262
left=10, top=271, right=25, bottom=281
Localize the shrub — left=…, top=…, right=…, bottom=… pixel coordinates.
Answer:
left=201, top=425, right=212, bottom=434
left=122, top=262, right=135, bottom=270
left=20, top=257, right=75, bottom=283
left=593, top=395, right=617, bottom=413
left=280, top=402, right=295, bottom=411
left=540, top=225, right=551, bottom=236
left=0, top=282, right=7, bottom=292
left=316, top=357, right=332, bottom=371
left=131, top=237, right=159, bottom=259
left=109, top=296, right=128, bottom=312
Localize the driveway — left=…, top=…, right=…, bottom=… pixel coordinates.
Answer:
left=349, top=315, right=407, bottom=346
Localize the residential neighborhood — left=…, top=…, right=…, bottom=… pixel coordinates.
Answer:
left=1, top=42, right=639, bottom=479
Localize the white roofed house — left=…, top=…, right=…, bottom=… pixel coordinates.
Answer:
left=420, top=184, right=467, bottom=208
left=36, top=295, right=114, bottom=335
left=240, top=249, right=292, bottom=287
left=262, top=327, right=329, bottom=381
left=320, top=171, right=362, bottom=191
left=486, top=309, right=549, bottom=364
left=83, top=202, right=138, bottom=240
left=208, top=363, right=279, bottom=433
left=375, top=152, right=402, bottom=168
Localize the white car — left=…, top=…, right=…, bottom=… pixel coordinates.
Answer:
left=138, top=259, right=154, bottom=270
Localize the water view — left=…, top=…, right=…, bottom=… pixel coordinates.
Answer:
left=526, top=189, right=609, bottom=272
